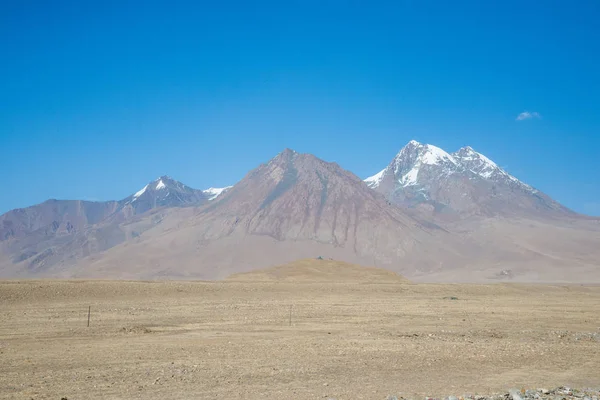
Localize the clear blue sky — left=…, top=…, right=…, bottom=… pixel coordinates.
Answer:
left=1, top=0, right=599, bottom=215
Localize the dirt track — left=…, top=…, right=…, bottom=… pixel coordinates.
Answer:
left=1, top=280, right=599, bottom=399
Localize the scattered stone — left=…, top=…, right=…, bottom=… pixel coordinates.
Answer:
left=509, top=388, right=523, bottom=400
left=416, top=388, right=600, bottom=400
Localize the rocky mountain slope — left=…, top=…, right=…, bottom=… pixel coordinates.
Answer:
left=0, top=199, right=120, bottom=242
left=68, top=149, right=472, bottom=280
left=365, top=140, right=573, bottom=218
left=0, top=145, right=598, bottom=282
left=0, top=177, right=230, bottom=275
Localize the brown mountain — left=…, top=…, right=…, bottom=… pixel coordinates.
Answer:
left=0, top=199, right=119, bottom=242
left=1, top=148, right=599, bottom=283
left=76, top=148, right=599, bottom=282
left=68, top=149, right=471, bottom=280
left=0, top=177, right=230, bottom=277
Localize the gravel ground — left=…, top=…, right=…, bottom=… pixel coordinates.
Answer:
left=1, top=280, right=599, bottom=399
left=384, top=388, right=600, bottom=400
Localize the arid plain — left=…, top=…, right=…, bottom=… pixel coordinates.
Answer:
left=1, top=260, right=599, bottom=400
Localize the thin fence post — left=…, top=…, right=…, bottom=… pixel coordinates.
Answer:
left=87, top=306, right=91, bottom=327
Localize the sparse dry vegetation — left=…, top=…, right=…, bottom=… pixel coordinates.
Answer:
left=1, top=265, right=599, bottom=399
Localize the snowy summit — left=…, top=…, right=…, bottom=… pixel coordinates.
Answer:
left=365, top=140, right=533, bottom=191
left=366, top=140, right=458, bottom=189
left=203, top=186, right=233, bottom=201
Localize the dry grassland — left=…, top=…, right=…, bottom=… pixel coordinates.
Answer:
left=1, top=264, right=599, bottom=399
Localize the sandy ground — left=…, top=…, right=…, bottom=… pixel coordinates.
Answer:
left=1, top=279, right=599, bottom=399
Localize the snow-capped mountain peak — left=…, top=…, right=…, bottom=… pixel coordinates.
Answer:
left=396, top=140, right=456, bottom=163
left=365, top=140, right=458, bottom=189
left=366, top=140, right=536, bottom=190
left=202, top=186, right=233, bottom=201
left=155, top=179, right=166, bottom=190
left=391, top=141, right=458, bottom=187
left=124, top=176, right=218, bottom=214
left=362, top=140, right=557, bottom=217
left=131, top=177, right=171, bottom=202
left=126, top=175, right=232, bottom=208
left=415, top=144, right=456, bottom=166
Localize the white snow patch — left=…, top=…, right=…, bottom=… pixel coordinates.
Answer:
left=421, top=145, right=457, bottom=165
left=364, top=169, right=386, bottom=188
left=399, top=166, right=419, bottom=186
left=480, top=169, right=494, bottom=178
left=476, top=152, right=497, bottom=168
left=507, top=174, right=519, bottom=182
left=203, top=186, right=232, bottom=201
left=132, top=184, right=148, bottom=200
left=156, top=179, right=166, bottom=190
left=387, top=143, right=458, bottom=187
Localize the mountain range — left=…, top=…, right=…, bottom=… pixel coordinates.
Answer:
left=1, top=140, right=599, bottom=282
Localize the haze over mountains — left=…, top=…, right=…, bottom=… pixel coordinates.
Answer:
left=1, top=141, right=598, bottom=282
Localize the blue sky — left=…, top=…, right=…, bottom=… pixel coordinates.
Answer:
left=1, top=0, right=599, bottom=215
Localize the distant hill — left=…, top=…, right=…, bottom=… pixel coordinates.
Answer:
left=226, top=258, right=409, bottom=283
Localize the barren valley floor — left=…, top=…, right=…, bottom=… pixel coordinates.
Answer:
left=1, top=280, right=599, bottom=399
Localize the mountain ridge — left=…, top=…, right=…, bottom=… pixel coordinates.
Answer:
left=71, top=148, right=473, bottom=280
left=1, top=143, right=598, bottom=282
left=0, top=176, right=231, bottom=238
left=0, top=176, right=232, bottom=275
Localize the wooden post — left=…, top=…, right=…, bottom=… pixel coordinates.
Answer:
left=87, top=306, right=91, bottom=327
